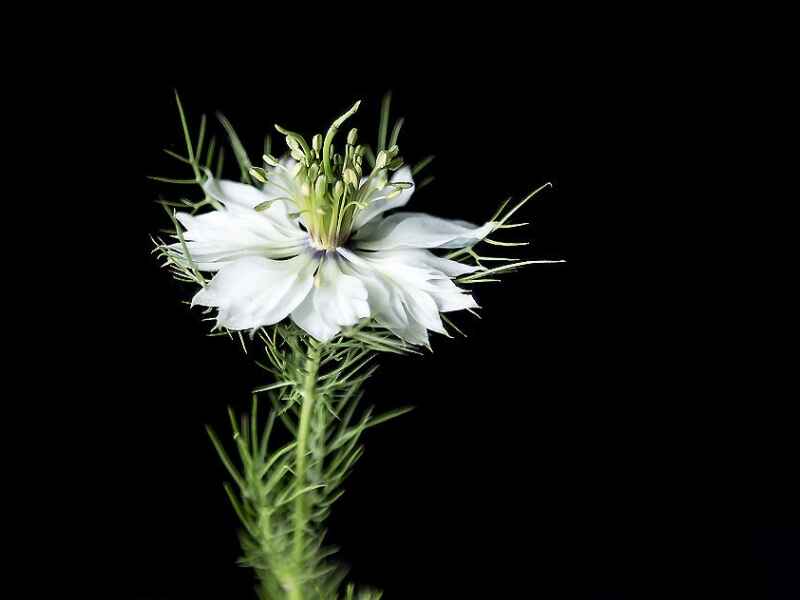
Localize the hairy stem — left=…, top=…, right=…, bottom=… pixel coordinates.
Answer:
left=289, top=342, right=321, bottom=600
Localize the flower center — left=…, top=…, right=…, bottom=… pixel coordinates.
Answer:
left=250, top=101, right=412, bottom=251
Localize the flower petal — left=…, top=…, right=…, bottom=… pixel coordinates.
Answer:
left=352, top=166, right=415, bottom=230
left=371, top=250, right=479, bottom=312
left=203, top=174, right=304, bottom=231
left=291, top=252, right=370, bottom=342
left=172, top=180, right=309, bottom=270
left=352, top=212, right=494, bottom=250
left=173, top=209, right=308, bottom=270
left=261, top=157, right=306, bottom=218
left=192, top=253, right=316, bottom=331
left=290, top=294, right=340, bottom=342
left=203, top=177, right=270, bottom=210
left=426, top=278, right=480, bottom=312
left=368, top=248, right=483, bottom=277
left=337, top=247, right=481, bottom=346
left=336, top=249, right=411, bottom=336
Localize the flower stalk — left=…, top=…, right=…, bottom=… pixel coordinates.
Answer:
left=290, top=342, right=322, bottom=600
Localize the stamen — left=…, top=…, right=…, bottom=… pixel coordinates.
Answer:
left=264, top=98, right=406, bottom=249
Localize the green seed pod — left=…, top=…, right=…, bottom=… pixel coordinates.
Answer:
left=375, top=150, right=388, bottom=169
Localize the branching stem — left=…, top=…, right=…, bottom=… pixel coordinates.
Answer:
left=290, top=342, right=321, bottom=600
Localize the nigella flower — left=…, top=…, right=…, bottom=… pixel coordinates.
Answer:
left=154, top=94, right=563, bottom=599
left=168, top=101, right=494, bottom=345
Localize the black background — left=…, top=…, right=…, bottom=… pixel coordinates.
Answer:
left=47, top=14, right=797, bottom=599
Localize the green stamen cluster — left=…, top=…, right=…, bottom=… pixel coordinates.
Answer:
left=249, top=101, right=409, bottom=250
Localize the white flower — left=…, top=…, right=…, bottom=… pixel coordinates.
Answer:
left=171, top=158, right=493, bottom=345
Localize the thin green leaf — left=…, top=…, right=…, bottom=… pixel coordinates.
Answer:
left=174, top=90, right=200, bottom=180
left=206, top=426, right=246, bottom=490
left=377, top=91, right=391, bottom=153
left=218, top=112, right=252, bottom=183
left=411, top=154, right=435, bottom=176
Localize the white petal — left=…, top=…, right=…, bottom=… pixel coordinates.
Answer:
left=291, top=252, right=370, bottom=342
left=193, top=253, right=316, bottom=331
left=261, top=157, right=307, bottom=218
left=426, top=278, right=480, bottom=312
left=369, top=250, right=479, bottom=312
left=172, top=193, right=308, bottom=270
left=394, top=320, right=431, bottom=346
left=400, top=282, right=447, bottom=335
left=203, top=177, right=269, bottom=210
left=336, top=250, right=410, bottom=332
left=290, top=293, right=340, bottom=342
left=341, top=257, right=429, bottom=345
left=204, top=174, right=303, bottom=229
left=352, top=212, right=494, bottom=250
left=337, top=247, right=480, bottom=345
left=352, top=166, right=415, bottom=230
left=368, top=248, right=483, bottom=277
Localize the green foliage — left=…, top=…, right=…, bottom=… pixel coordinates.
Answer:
left=209, top=328, right=411, bottom=599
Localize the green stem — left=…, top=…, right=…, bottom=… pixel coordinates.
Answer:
left=290, top=342, right=321, bottom=600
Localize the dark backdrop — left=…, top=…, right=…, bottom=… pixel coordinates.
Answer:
left=57, top=19, right=798, bottom=600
